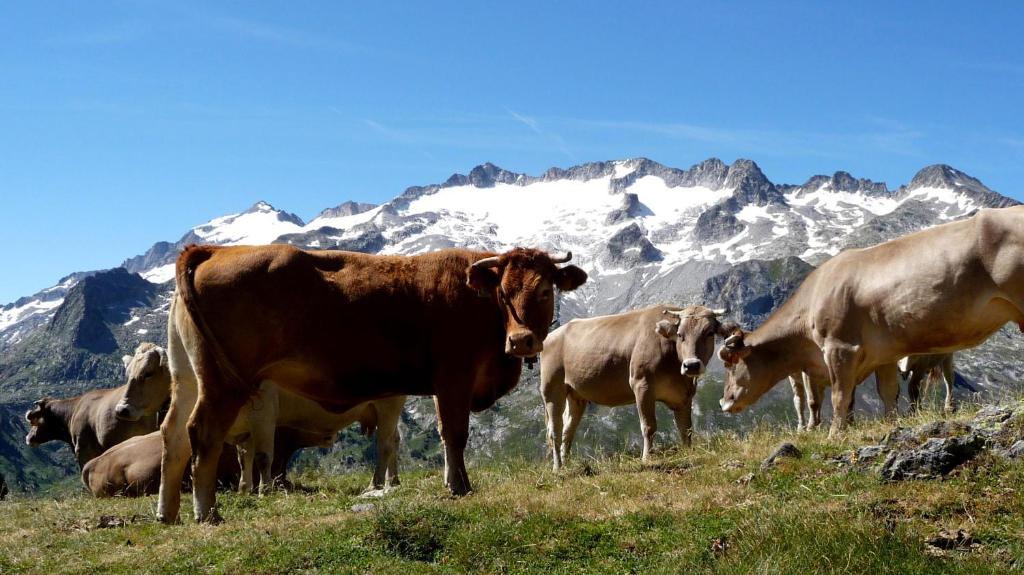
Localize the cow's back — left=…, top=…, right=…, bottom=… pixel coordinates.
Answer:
left=185, top=245, right=508, bottom=405
left=83, top=432, right=162, bottom=497
left=556, top=306, right=675, bottom=405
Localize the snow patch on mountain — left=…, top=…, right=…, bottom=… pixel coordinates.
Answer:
left=0, top=298, right=63, bottom=332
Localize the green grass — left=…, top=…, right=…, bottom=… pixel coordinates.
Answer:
left=1, top=405, right=1022, bottom=574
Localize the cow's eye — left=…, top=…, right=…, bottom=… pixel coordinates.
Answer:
left=538, top=288, right=552, bottom=301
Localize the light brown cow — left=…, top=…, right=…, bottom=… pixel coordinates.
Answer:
left=228, top=381, right=405, bottom=494
left=720, top=206, right=1024, bottom=436
left=26, top=387, right=159, bottom=467
left=116, top=344, right=406, bottom=493
left=159, top=244, right=586, bottom=523
left=539, top=305, right=731, bottom=470
left=82, top=431, right=242, bottom=497
left=113, top=342, right=171, bottom=423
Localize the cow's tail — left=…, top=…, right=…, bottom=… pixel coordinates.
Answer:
left=175, top=244, right=247, bottom=388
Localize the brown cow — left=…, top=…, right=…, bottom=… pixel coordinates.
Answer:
left=539, top=305, right=731, bottom=470
left=158, top=244, right=586, bottom=523
left=26, top=388, right=160, bottom=468
left=719, top=206, right=1024, bottom=436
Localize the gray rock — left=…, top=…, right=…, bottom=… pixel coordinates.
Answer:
left=1003, top=440, right=1024, bottom=460
left=761, top=442, right=802, bottom=470
left=879, top=432, right=986, bottom=480
left=351, top=503, right=376, bottom=513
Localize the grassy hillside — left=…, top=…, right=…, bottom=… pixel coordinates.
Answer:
left=1, top=404, right=1022, bottom=574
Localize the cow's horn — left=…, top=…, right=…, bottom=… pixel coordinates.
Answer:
left=723, top=333, right=744, bottom=349
left=710, top=307, right=728, bottom=316
left=471, top=256, right=502, bottom=269
left=665, top=310, right=687, bottom=317
left=549, top=251, right=572, bottom=264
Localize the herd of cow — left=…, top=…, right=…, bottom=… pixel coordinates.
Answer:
left=23, top=205, right=1024, bottom=524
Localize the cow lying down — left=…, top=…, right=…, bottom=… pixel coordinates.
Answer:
left=82, top=431, right=240, bottom=498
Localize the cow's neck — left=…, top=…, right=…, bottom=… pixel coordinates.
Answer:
left=746, top=303, right=822, bottom=385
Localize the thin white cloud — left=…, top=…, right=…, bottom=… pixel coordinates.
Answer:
left=506, top=108, right=574, bottom=159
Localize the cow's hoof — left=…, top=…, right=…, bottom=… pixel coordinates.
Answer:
left=156, top=513, right=179, bottom=525
left=195, top=508, right=224, bottom=525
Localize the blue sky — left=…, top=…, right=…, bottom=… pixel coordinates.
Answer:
left=2, top=1, right=1023, bottom=303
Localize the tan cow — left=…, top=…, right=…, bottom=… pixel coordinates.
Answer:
left=26, top=389, right=159, bottom=468
left=720, top=206, right=1024, bottom=436
left=228, top=381, right=405, bottom=494
left=159, top=245, right=586, bottom=523
left=82, top=431, right=240, bottom=497
left=539, top=305, right=732, bottom=470
left=115, top=344, right=406, bottom=493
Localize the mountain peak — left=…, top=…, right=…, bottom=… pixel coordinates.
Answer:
left=315, top=201, right=378, bottom=220
left=240, top=201, right=305, bottom=226
left=725, top=159, right=786, bottom=207
left=801, top=171, right=889, bottom=195
left=906, top=165, right=1018, bottom=208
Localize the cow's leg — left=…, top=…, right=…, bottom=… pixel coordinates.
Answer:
left=789, top=374, right=807, bottom=431
left=157, top=319, right=198, bottom=524
left=251, top=423, right=274, bottom=495
left=671, top=378, right=697, bottom=447
left=631, top=375, right=657, bottom=461
left=560, top=391, right=587, bottom=463
left=823, top=345, right=857, bottom=438
left=540, top=378, right=568, bottom=472
left=875, top=363, right=900, bottom=418
left=188, top=387, right=247, bottom=523
left=434, top=389, right=472, bottom=496
left=941, top=356, right=957, bottom=413
left=236, top=439, right=255, bottom=494
left=372, top=401, right=403, bottom=489
left=909, top=368, right=925, bottom=409
left=806, top=376, right=826, bottom=429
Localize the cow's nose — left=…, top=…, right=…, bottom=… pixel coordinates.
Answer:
left=506, top=331, right=542, bottom=357
left=114, top=402, right=137, bottom=421
left=682, top=359, right=704, bottom=375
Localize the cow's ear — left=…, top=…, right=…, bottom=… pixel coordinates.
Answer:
left=716, top=320, right=741, bottom=338
left=655, top=319, right=678, bottom=340
left=554, top=265, right=587, bottom=291
left=466, top=264, right=501, bottom=292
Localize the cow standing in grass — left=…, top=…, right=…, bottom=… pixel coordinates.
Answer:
left=159, top=245, right=586, bottom=523
left=720, top=206, right=1024, bottom=437
left=540, top=305, right=732, bottom=470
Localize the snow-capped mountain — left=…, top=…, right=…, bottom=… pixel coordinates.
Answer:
left=2, top=157, right=1021, bottom=487
left=1, top=157, right=1016, bottom=356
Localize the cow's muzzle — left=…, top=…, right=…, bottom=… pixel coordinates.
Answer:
left=682, top=358, right=704, bottom=376
left=114, top=401, right=143, bottom=422
left=719, top=398, right=739, bottom=413
left=506, top=329, right=543, bottom=358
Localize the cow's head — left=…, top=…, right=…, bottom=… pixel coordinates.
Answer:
left=717, top=329, right=765, bottom=413
left=467, top=248, right=587, bottom=359
left=24, top=399, right=65, bottom=447
left=654, top=306, right=734, bottom=377
left=114, top=342, right=171, bottom=421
